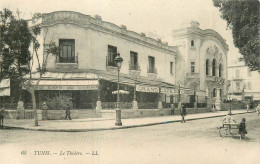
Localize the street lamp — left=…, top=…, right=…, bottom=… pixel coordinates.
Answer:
left=114, top=52, right=123, bottom=126
left=228, top=92, right=232, bottom=115
left=178, top=81, right=181, bottom=103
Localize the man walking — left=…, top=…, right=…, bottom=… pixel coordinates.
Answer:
left=65, top=104, right=72, bottom=120
left=245, top=103, right=250, bottom=112
left=180, top=105, right=187, bottom=123
left=0, top=108, right=6, bottom=129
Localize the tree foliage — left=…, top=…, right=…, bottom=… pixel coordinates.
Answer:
left=0, top=8, right=33, bottom=100
left=213, top=0, right=260, bottom=71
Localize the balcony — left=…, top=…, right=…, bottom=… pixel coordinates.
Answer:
left=147, top=66, right=157, bottom=79
left=129, top=62, right=141, bottom=78
left=205, top=76, right=225, bottom=84
left=55, top=55, right=78, bottom=69
left=106, top=56, right=117, bottom=67
left=147, top=67, right=157, bottom=74
left=106, top=56, right=118, bottom=73
left=129, top=63, right=140, bottom=71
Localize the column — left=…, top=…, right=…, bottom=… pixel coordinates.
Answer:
left=95, top=80, right=102, bottom=116
left=215, top=88, right=222, bottom=111
left=132, top=85, right=138, bottom=110
left=132, top=85, right=139, bottom=117
left=16, top=100, right=25, bottom=119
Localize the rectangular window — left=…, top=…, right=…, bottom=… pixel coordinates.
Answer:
left=107, top=45, right=117, bottom=67
left=170, top=62, right=174, bottom=74
left=59, top=39, right=75, bottom=63
left=130, top=51, right=138, bottom=70
left=191, top=62, right=195, bottom=73
left=148, top=56, right=155, bottom=73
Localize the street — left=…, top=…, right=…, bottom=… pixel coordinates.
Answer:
left=0, top=113, right=259, bottom=164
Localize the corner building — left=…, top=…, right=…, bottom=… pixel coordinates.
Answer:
left=25, top=12, right=229, bottom=116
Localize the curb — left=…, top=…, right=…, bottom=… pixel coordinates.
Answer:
left=2, top=111, right=253, bottom=132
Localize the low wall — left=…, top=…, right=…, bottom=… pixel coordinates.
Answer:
left=4, top=110, right=34, bottom=119
left=46, top=110, right=79, bottom=120
left=4, top=109, right=79, bottom=120
left=4, top=108, right=209, bottom=120
left=77, top=109, right=99, bottom=119
left=101, top=108, right=209, bottom=119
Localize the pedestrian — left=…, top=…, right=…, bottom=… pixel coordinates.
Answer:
left=171, top=104, right=175, bottom=115
left=180, top=105, right=186, bottom=123
left=238, top=118, right=247, bottom=140
left=245, top=103, right=250, bottom=112
left=212, top=104, right=216, bottom=112
left=0, top=108, right=6, bottom=129
left=255, top=104, right=260, bottom=116
left=65, top=104, right=72, bottom=120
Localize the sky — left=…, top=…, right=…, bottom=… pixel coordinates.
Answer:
left=0, top=0, right=241, bottom=65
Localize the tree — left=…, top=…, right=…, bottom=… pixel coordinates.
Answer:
left=22, top=13, right=60, bottom=126
left=0, top=9, right=33, bottom=102
left=213, top=0, right=260, bottom=71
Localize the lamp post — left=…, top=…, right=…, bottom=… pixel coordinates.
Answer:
left=228, top=92, right=232, bottom=115
left=114, top=52, right=123, bottom=126
left=178, top=81, right=181, bottom=103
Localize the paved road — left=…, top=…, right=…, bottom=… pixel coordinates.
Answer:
left=0, top=113, right=259, bottom=164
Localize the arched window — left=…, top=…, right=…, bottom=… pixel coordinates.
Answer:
left=206, top=59, right=209, bottom=75
left=212, top=59, right=216, bottom=76
left=191, top=40, right=194, bottom=47
left=219, top=64, right=222, bottom=77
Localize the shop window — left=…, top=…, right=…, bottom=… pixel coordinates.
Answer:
left=59, top=39, right=75, bottom=63
left=206, top=59, right=209, bottom=75
left=170, top=61, right=174, bottom=74
left=191, top=62, right=195, bottom=73
left=212, top=59, right=216, bottom=76
left=107, top=45, right=117, bottom=67
left=148, top=56, right=156, bottom=73
left=130, top=51, right=139, bottom=70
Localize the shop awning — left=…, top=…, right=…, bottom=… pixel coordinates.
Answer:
left=23, top=72, right=99, bottom=90
left=26, top=79, right=99, bottom=90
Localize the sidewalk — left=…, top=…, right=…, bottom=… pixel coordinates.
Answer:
left=2, top=110, right=251, bottom=132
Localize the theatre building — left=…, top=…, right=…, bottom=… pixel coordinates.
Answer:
left=21, top=11, right=229, bottom=118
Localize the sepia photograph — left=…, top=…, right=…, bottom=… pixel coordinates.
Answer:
left=0, top=0, right=259, bottom=163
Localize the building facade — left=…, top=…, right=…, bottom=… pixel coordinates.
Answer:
left=228, top=61, right=260, bottom=101
left=26, top=11, right=180, bottom=110
left=23, top=12, right=229, bottom=112
left=171, top=21, right=229, bottom=108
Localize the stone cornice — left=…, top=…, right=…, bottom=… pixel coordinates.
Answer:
left=42, top=11, right=176, bottom=55
left=172, top=27, right=229, bottom=51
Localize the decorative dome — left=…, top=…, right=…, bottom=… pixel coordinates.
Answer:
left=181, top=20, right=200, bottom=28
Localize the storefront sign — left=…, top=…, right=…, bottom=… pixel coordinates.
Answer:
left=160, top=87, right=193, bottom=95
left=160, top=87, right=178, bottom=95
left=30, top=85, right=98, bottom=90
left=136, top=85, right=159, bottom=93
